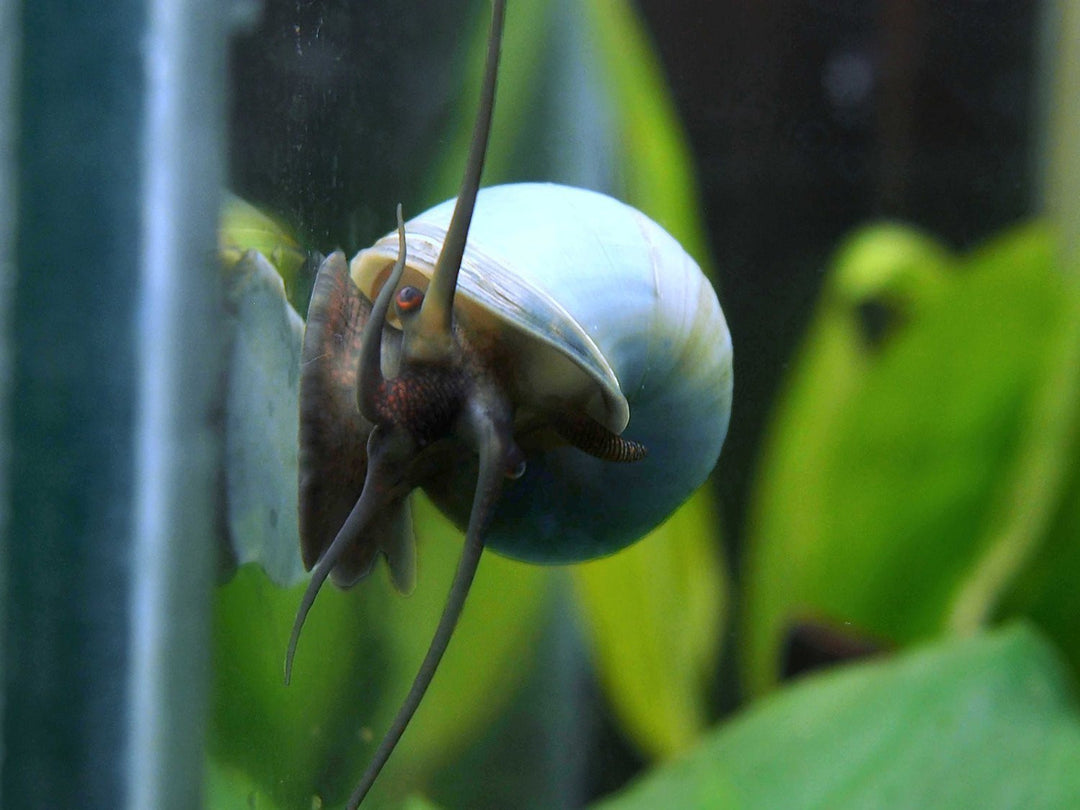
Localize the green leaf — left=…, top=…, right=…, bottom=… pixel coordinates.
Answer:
left=596, top=625, right=1080, bottom=810
left=373, top=497, right=550, bottom=791
left=220, top=193, right=310, bottom=307
left=206, top=757, right=288, bottom=810
left=208, top=495, right=549, bottom=809
left=210, top=564, right=375, bottom=810
left=945, top=270, right=1080, bottom=634
left=580, top=0, right=710, bottom=264
left=741, top=222, right=1080, bottom=692
left=741, top=223, right=954, bottom=693
left=990, top=278, right=1080, bottom=672
left=572, top=489, right=727, bottom=759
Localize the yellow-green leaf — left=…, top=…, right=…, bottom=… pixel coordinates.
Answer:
left=573, top=489, right=727, bottom=759
left=741, top=222, right=1080, bottom=695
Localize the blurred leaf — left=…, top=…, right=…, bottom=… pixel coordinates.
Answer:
left=991, top=277, right=1080, bottom=671
left=572, top=489, right=727, bottom=760
left=210, top=564, right=375, bottom=810
left=595, top=625, right=1080, bottom=810
left=580, top=0, right=709, bottom=264
left=741, top=223, right=954, bottom=694
left=209, top=495, right=548, bottom=810
left=220, top=193, right=310, bottom=306
left=742, top=222, right=1080, bottom=693
left=397, top=797, right=444, bottom=810
left=220, top=249, right=306, bottom=587
left=206, top=757, right=287, bottom=810
left=945, top=270, right=1080, bottom=633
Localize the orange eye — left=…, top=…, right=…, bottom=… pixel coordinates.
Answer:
left=395, top=285, right=423, bottom=313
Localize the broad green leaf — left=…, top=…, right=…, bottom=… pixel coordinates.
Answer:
left=210, top=564, right=377, bottom=810
left=220, top=249, right=306, bottom=587
left=372, top=496, right=550, bottom=794
left=741, top=223, right=954, bottom=694
left=742, top=223, right=1080, bottom=693
left=1010, top=0, right=1080, bottom=673
left=991, top=277, right=1080, bottom=672
left=572, top=489, right=727, bottom=760
left=580, top=0, right=709, bottom=263
left=596, top=624, right=1080, bottom=810
left=209, top=495, right=548, bottom=810
left=945, top=276, right=1080, bottom=633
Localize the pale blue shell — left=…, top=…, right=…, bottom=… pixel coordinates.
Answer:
left=353, top=183, right=733, bottom=563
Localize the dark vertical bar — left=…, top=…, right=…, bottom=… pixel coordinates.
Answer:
left=5, top=2, right=145, bottom=806
left=1, top=0, right=228, bottom=807
left=875, top=0, right=924, bottom=212
left=0, top=0, right=15, bottom=801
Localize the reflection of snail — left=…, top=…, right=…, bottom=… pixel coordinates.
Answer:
left=286, top=0, right=732, bottom=805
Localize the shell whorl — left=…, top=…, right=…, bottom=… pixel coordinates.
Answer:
left=352, top=183, right=733, bottom=562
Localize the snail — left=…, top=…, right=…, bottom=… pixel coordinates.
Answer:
left=285, top=0, right=733, bottom=806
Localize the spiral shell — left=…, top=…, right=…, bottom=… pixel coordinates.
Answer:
left=352, top=182, right=733, bottom=562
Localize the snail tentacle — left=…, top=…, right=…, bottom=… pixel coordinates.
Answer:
left=408, top=0, right=505, bottom=364
left=358, top=204, right=407, bottom=423
left=285, top=424, right=417, bottom=685
left=347, top=387, right=516, bottom=808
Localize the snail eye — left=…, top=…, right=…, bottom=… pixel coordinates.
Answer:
left=504, top=446, right=527, bottom=480
left=395, top=285, right=424, bottom=314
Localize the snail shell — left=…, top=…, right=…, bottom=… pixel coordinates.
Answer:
left=352, top=182, right=733, bottom=562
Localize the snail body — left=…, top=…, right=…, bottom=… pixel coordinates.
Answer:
left=352, top=182, right=732, bottom=562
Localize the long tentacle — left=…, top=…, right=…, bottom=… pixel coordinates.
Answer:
left=358, top=204, right=407, bottom=423
left=410, top=0, right=506, bottom=360
left=285, top=426, right=403, bottom=685
left=345, top=404, right=513, bottom=808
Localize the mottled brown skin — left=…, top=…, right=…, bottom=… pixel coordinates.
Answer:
left=298, top=251, right=395, bottom=586
left=298, top=252, right=492, bottom=589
